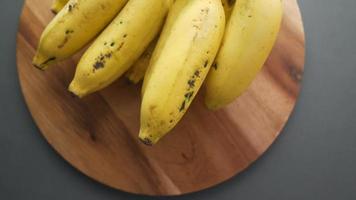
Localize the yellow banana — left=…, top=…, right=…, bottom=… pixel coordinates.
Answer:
left=126, top=0, right=236, bottom=85
left=51, top=0, right=68, bottom=14
left=142, top=0, right=196, bottom=97
left=205, top=0, right=283, bottom=110
left=125, top=40, right=157, bottom=84
left=126, top=0, right=190, bottom=86
left=69, top=0, right=173, bottom=97
left=139, top=0, right=225, bottom=145
left=33, top=0, right=128, bottom=70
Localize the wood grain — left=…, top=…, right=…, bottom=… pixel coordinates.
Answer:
left=16, top=0, right=305, bottom=196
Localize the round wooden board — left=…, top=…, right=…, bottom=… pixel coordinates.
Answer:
left=16, top=0, right=305, bottom=196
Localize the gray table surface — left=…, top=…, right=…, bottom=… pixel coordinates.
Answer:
left=1, top=0, right=356, bottom=199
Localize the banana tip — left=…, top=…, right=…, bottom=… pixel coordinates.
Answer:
left=68, top=85, right=85, bottom=99
left=124, top=77, right=137, bottom=85
left=138, top=130, right=157, bottom=146
left=50, top=9, right=58, bottom=14
left=139, top=137, right=154, bottom=146
left=68, top=90, right=80, bottom=99
left=32, top=53, right=56, bottom=70
left=32, top=63, right=46, bottom=71
left=205, top=100, right=221, bottom=111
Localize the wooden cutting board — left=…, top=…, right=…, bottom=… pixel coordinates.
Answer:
left=16, top=0, right=305, bottom=196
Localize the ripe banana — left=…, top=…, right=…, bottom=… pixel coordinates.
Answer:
left=51, top=0, right=68, bottom=14
left=139, top=0, right=225, bottom=145
left=141, top=0, right=190, bottom=96
left=125, top=40, right=157, bottom=84
left=205, top=0, right=283, bottom=110
left=33, top=0, right=128, bottom=70
left=69, top=0, right=173, bottom=97
left=126, top=0, right=236, bottom=85
left=127, top=0, right=190, bottom=86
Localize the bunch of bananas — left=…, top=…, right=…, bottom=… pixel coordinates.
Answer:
left=35, top=0, right=283, bottom=145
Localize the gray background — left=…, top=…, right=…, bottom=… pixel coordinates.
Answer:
left=1, top=0, right=355, bottom=199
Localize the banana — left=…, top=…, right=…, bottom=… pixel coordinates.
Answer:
left=69, top=0, right=173, bottom=97
left=126, top=0, right=236, bottom=85
left=139, top=0, right=225, bottom=145
left=125, top=40, right=157, bottom=84
left=33, top=0, right=128, bottom=70
left=126, top=0, right=194, bottom=86
left=51, top=0, right=68, bottom=14
left=141, top=0, right=191, bottom=96
left=205, top=0, right=283, bottom=110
